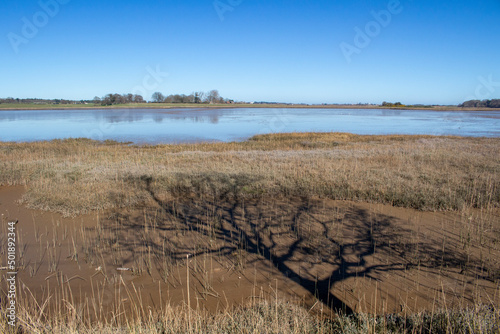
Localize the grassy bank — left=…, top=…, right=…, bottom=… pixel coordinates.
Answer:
left=0, top=133, right=498, bottom=216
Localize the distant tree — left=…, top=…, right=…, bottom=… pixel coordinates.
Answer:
left=479, top=100, right=488, bottom=107
left=461, top=100, right=479, bottom=108
left=460, top=99, right=498, bottom=108
left=133, top=94, right=145, bottom=103
left=206, top=90, right=221, bottom=104
left=163, top=94, right=191, bottom=103
left=151, top=92, right=165, bottom=103
left=194, top=91, right=205, bottom=103
left=194, top=92, right=200, bottom=103
left=93, top=96, right=101, bottom=105
left=112, top=94, right=122, bottom=104
left=488, top=99, right=500, bottom=108
left=382, top=101, right=405, bottom=107
left=172, top=94, right=182, bottom=103
left=102, top=94, right=114, bottom=105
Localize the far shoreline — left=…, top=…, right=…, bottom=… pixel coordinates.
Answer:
left=0, top=103, right=498, bottom=112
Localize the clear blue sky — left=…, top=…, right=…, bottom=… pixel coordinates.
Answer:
left=1, top=0, right=499, bottom=104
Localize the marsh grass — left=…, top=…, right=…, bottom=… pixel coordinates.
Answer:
left=1, top=293, right=499, bottom=333
left=0, top=133, right=498, bottom=216
left=1, top=133, right=500, bottom=333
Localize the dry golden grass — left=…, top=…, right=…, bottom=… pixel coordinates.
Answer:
left=0, top=133, right=498, bottom=216
left=1, top=295, right=499, bottom=333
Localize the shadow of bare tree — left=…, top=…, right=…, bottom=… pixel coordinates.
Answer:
left=83, top=175, right=497, bottom=314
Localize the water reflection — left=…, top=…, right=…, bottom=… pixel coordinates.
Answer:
left=91, top=109, right=222, bottom=124
left=380, top=109, right=403, bottom=116
left=167, top=114, right=220, bottom=124
left=0, top=108, right=223, bottom=125
left=99, top=113, right=145, bottom=123
left=0, top=108, right=498, bottom=144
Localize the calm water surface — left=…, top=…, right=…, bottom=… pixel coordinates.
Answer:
left=0, top=108, right=499, bottom=144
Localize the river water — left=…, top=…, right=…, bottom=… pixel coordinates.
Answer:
left=0, top=108, right=498, bottom=144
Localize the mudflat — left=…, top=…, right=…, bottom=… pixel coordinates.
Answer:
left=1, top=185, right=499, bottom=313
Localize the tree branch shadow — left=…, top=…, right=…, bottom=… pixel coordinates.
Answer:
left=87, top=174, right=497, bottom=314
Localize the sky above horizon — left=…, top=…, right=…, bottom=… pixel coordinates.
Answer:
left=1, top=0, right=499, bottom=105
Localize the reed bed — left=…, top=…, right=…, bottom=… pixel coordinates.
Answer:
left=0, top=133, right=498, bottom=216
left=1, top=295, right=498, bottom=334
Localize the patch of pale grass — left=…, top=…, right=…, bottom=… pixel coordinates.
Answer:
left=2, top=299, right=498, bottom=334
left=0, top=134, right=498, bottom=216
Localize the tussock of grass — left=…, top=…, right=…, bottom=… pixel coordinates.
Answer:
left=0, top=133, right=498, bottom=216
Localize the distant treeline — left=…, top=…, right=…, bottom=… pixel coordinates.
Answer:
left=0, top=97, right=86, bottom=105
left=95, top=93, right=146, bottom=105
left=382, top=101, right=405, bottom=107
left=97, top=90, right=234, bottom=105
left=460, top=99, right=500, bottom=108
left=150, top=90, right=234, bottom=104
left=0, top=89, right=234, bottom=106
left=0, top=96, right=145, bottom=105
left=381, top=102, right=433, bottom=108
